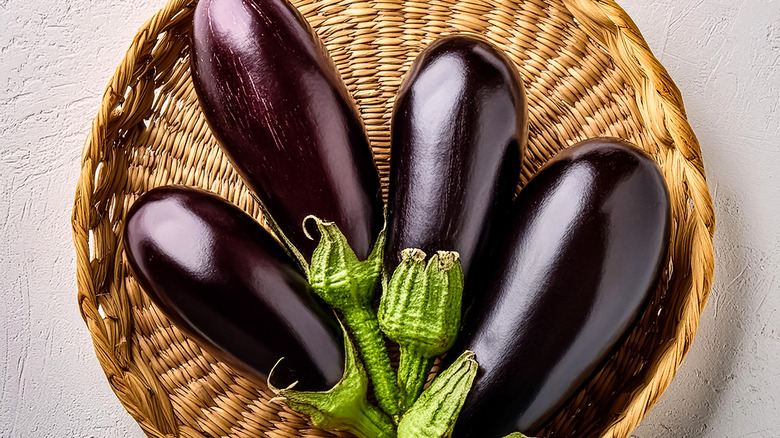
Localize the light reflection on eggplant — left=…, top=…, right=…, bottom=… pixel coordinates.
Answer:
left=386, top=35, right=527, bottom=291
left=124, top=186, right=345, bottom=391
left=190, top=0, right=383, bottom=262
left=451, top=139, right=671, bottom=437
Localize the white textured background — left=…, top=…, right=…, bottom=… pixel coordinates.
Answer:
left=1, top=0, right=778, bottom=436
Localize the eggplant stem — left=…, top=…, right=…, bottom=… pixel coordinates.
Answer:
left=307, top=217, right=401, bottom=418
left=397, top=345, right=432, bottom=412
left=346, top=307, right=402, bottom=418
left=356, top=401, right=399, bottom=438
left=379, top=249, right=464, bottom=414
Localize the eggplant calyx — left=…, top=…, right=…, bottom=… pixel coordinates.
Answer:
left=502, top=434, right=532, bottom=438
left=378, top=249, right=464, bottom=410
left=306, top=215, right=383, bottom=309
left=269, top=323, right=397, bottom=438
left=379, top=249, right=463, bottom=352
left=396, top=350, right=478, bottom=438
left=307, top=216, right=401, bottom=418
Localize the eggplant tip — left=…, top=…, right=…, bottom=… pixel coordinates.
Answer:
left=302, top=214, right=333, bottom=240
left=267, top=357, right=299, bottom=393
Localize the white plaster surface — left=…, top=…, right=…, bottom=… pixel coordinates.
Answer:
left=0, top=0, right=777, bottom=436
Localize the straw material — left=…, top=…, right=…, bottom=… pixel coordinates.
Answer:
left=71, top=0, right=715, bottom=436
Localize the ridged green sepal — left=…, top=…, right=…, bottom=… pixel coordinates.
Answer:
left=268, top=323, right=397, bottom=438
left=378, top=249, right=464, bottom=410
left=397, top=350, right=478, bottom=438
left=307, top=216, right=383, bottom=310
left=306, top=216, right=400, bottom=417
left=379, top=249, right=463, bottom=355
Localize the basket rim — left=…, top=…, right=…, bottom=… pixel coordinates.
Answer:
left=72, top=0, right=716, bottom=437
left=560, top=1, right=715, bottom=436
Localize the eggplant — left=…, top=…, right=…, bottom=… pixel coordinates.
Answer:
left=385, top=35, right=527, bottom=279
left=190, top=0, right=383, bottom=263
left=124, top=186, right=344, bottom=391
left=378, top=35, right=526, bottom=411
left=450, top=139, right=671, bottom=437
left=190, top=2, right=398, bottom=411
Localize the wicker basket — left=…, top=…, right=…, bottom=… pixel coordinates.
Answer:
left=71, top=0, right=715, bottom=436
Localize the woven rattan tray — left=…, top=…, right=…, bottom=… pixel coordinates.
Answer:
left=72, top=0, right=715, bottom=436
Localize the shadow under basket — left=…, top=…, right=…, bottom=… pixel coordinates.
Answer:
left=72, top=0, right=715, bottom=436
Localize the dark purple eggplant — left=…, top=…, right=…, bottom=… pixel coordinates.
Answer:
left=450, top=139, right=671, bottom=437
left=190, top=0, right=383, bottom=263
left=124, top=185, right=344, bottom=391
left=190, top=0, right=400, bottom=413
left=385, top=34, right=527, bottom=279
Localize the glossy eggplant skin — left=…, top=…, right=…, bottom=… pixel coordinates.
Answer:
left=450, top=139, right=671, bottom=437
left=190, top=0, right=383, bottom=262
left=124, top=186, right=345, bottom=391
left=385, top=35, right=527, bottom=281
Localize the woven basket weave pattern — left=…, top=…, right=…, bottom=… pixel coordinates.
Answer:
left=72, top=0, right=715, bottom=436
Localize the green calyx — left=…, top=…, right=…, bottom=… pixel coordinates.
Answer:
left=397, top=350, right=479, bottom=438
left=378, top=248, right=464, bottom=410
left=268, top=323, right=396, bottom=438
left=306, top=215, right=384, bottom=310
left=291, top=217, right=479, bottom=435
left=306, top=216, right=401, bottom=418
left=379, top=249, right=463, bottom=356
left=502, top=434, right=531, bottom=438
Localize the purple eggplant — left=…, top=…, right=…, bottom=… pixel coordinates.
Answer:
left=385, top=35, right=527, bottom=279
left=377, top=35, right=526, bottom=412
left=124, top=186, right=344, bottom=391
left=190, top=0, right=383, bottom=263
left=450, top=139, right=671, bottom=437
left=190, top=1, right=398, bottom=412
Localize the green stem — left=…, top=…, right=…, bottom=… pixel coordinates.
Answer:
left=397, top=350, right=478, bottom=438
left=397, top=345, right=432, bottom=411
left=357, top=401, right=399, bottom=438
left=379, top=249, right=464, bottom=413
left=306, top=217, right=401, bottom=418
left=345, top=398, right=397, bottom=438
left=269, top=322, right=397, bottom=438
left=345, top=307, right=402, bottom=418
